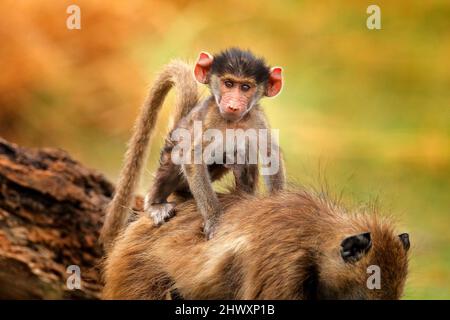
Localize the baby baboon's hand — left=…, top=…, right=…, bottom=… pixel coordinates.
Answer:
left=146, top=202, right=176, bottom=226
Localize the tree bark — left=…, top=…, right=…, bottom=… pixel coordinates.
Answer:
left=0, top=138, right=114, bottom=299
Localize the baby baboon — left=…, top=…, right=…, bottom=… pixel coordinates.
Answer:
left=101, top=48, right=285, bottom=246
left=102, top=189, right=410, bottom=299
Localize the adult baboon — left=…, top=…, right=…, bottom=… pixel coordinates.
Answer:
left=102, top=189, right=410, bottom=300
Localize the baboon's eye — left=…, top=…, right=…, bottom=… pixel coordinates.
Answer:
left=224, top=80, right=234, bottom=88
left=241, top=84, right=251, bottom=92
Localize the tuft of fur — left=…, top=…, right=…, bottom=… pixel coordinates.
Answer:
left=102, top=188, right=409, bottom=299
left=211, top=48, right=271, bottom=84
left=100, top=60, right=198, bottom=251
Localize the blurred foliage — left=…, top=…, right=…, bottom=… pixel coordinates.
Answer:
left=0, top=0, right=449, bottom=299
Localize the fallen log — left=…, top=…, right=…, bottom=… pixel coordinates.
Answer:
left=0, top=138, right=114, bottom=299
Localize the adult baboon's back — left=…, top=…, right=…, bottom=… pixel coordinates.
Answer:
left=102, top=190, right=410, bottom=300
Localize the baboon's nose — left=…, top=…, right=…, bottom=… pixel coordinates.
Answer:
left=226, top=103, right=239, bottom=112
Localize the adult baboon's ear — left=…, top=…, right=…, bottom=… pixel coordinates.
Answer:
left=341, top=232, right=372, bottom=262
left=398, top=233, right=410, bottom=251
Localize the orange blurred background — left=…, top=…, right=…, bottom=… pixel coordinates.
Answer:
left=0, top=0, right=449, bottom=299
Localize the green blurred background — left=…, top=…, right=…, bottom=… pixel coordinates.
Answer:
left=0, top=0, right=448, bottom=299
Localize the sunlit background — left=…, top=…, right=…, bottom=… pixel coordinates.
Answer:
left=0, top=0, right=449, bottom=299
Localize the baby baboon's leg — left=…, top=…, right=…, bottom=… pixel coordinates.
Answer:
left=232, top=164, right=259, bottom=194
left=144, top=155, right=184, bottom=225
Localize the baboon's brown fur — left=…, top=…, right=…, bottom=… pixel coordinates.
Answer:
left=102, top=189, right=409, bottom=299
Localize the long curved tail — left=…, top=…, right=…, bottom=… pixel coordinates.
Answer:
left=100, top=60, right=198, bottom=251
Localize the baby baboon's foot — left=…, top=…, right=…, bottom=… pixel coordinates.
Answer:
left=146, top=203, right=176, bottom=226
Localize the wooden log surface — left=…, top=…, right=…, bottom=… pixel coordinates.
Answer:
left=0, top=138, right=115, bottom=299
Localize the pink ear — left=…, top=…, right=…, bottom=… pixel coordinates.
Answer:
left=265, top=67, right=283, bottom=97
left=194, top=52, right=213, bottom=84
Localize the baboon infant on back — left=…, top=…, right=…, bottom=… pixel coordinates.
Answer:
left=102, top=189, right=410, bottom=299
left=101, top=48, right=410, bottom=299
left=101, top=48, right=285, bottom=246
